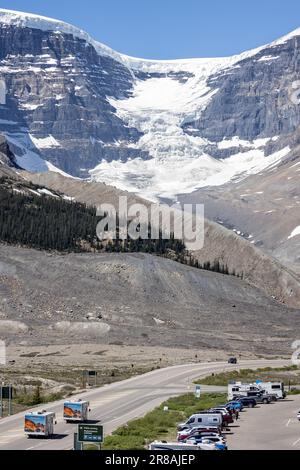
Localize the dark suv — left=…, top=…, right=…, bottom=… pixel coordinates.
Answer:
left=228, top=357, right=237, bottom=364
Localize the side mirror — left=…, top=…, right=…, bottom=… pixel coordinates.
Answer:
left=55, top=421, right=57, bottom=425
left=89, top=408, right=91, bottom=412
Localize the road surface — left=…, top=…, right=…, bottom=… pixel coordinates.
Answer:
left=0, top=359, right=289, bottom=450
left=227, top=394, right=300, bottom=450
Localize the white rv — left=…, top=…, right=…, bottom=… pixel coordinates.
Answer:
left=228, top=381, right=286, bottom=400
left=257, top=382, right=286, bottom=399
left=178, top=413, right=222, bottom=431
left=24, top=410, right=56, bottom=438
left=227, top=382, right=261, bottom=400
left=63, top=399, right=90, bottom=422
left=148, top=440, right=216, bottom=451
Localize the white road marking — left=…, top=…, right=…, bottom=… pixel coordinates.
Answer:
left=286, top=418, right=291, bottom=427
left=292, top=437, right=300, bottom=447
left=25, top=442, right=46, bottom=450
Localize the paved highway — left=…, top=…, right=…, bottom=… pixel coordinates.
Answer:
left=0, top=359, right=289, bottom=450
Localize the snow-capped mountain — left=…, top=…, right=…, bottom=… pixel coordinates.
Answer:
left=0, top=8, right=300, bottom=200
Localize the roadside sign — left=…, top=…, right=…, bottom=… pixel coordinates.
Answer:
left=78, top=424, right=103, bottom=443
left=0, top=386, right=13, bottom=399
left=195, top=384, right=201, bottom=398
left=88, top=371, right=97, bottom=376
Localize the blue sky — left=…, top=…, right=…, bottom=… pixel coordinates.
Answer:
left=1, top=0, right=300, bottom=59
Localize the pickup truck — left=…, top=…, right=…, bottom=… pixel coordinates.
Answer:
left=245, top=392, right=272, bottom=404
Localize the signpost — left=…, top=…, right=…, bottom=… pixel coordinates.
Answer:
left=78, top=424, right=103, bottom=444
left=0, top=385, right=13, bottom=417
left=87, top=370, right=97, bottom=385
left=195, top=384, right=201, bottom=399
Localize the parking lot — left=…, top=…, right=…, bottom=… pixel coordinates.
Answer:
left=151, top=379, right=300, bottom=450
left=227, top=395, right=300, bottom=450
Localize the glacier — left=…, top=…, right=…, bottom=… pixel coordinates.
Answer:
left=0, top=8, right=299, bottom=200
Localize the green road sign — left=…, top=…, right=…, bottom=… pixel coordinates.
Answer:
left=78, top=424, right=103, bottom=443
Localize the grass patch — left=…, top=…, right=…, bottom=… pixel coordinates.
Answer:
left=15, top=387, right=65, bottom=407
left=194, top=366, right=299, bottom=386
left=288, top=389, right=300, bottom=395
left=103, top=393, right=226, bottom=450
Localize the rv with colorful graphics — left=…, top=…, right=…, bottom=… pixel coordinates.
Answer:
left=63, top=399, right=90, bottom=422
left=24, top=411, right=56, bottom=438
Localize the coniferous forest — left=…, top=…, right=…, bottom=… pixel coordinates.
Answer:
left=0, top=177, right=235, bottom=276
left=0, top=179, right=185, bottom=255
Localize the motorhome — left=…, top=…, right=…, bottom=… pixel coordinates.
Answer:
left=63, top=399, right=90, bottom=422
left=24, top=410, right=56, bottom=438
left=178, top=413, right=222, bottom=431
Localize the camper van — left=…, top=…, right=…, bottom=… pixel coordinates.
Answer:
left=63, top=399, right=90, bottom=422
left=177, top=413, right=223, bottom=431
left=24, top=410, right=56, bottom=438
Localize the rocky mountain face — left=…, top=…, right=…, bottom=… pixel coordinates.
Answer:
left=0, top=134, right=20, bottom=177
left=0, top=9, right=299, bottom=199
left=184, top=37, right=300, bottom=145
left=0, top=16, right=143, bottom=177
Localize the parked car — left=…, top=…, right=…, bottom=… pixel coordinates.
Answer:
left=228, top=357, right=237, bottom=364
left=209, top=408, right=234, bottom=425
left=149, top=440, right=217, bottom=451
left=245, top=391, right=272, bottom=404
left=187, top=436, right=228, bottom=450
left=222, top=401, right=244, bottom=412
left=177, top=413, right=222, bottom=431
left=178, top=426, right=221, bottom=441
left=235, top=397, right=257, bottom=408
left=190, top=432, right=226, bottom=441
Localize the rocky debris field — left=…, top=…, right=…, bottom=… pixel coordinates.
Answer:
left=0, top=244, right=299, bottom=356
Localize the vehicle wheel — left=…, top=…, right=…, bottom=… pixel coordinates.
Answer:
left=249, top=403, right=254, bottom=408
left=263, top=399, right=268, bottom=404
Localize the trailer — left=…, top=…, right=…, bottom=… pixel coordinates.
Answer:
left=228, top=382, right=261, bottom=400
left=63, top=399, right=90, bottom=422
left=256, top=381, right=286, bottom=399
left=24, top=410, right=56, bottom=438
